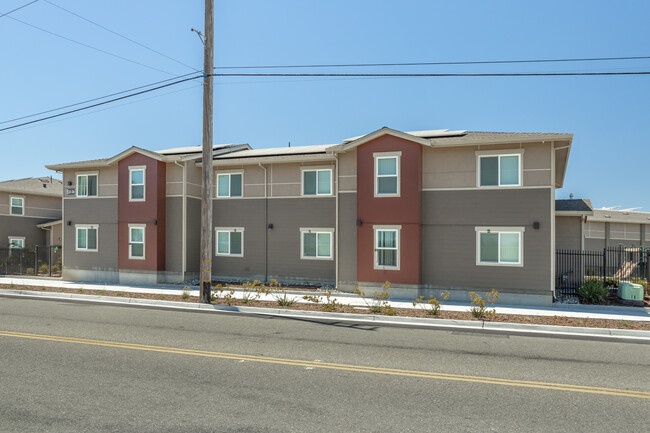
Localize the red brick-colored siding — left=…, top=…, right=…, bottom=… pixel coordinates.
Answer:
left=117, top=153, right=166, bottom=271
left=356, top=135, right=422, bottom=285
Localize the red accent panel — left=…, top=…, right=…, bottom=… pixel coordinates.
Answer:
left=117, top=154, right=166, bottom=271
left=356, top=135, right=421, bottom=285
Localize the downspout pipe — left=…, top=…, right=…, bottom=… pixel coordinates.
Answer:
left=259, top=163, right=268, bottom=282
left=174, top=160, right=187, bottom=282
left=334, top=153, right=339, bottom=290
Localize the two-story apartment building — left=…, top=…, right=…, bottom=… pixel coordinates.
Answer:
left=0, top=177, right=62, bottom=249
left=47, top=127, right=573, bottom=306
left=556, top=198, right=650, bottom=250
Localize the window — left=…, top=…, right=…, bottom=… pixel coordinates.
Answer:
left=610, top=223, right=640, bottom=241
left=215, top=228, right=244, bottom=256
left=129, top=225, right=145, bottom=259
left=8, top=237, right=24, bottom=249
left=302, top=169, right=332, bottom=196
left=76, top=225, right=98, bottom=252
left=476, top=227, right=524, bottom=266
left=374, top=226, right=400, bottom=269
left=77, top=173, right=98, bottom=197
left=300, top=228, right=333, bottom=259
left=479, top=154, right=520, bottom=187
left=10, top=197, right=24, bottom=215
left=217, top=173, right=243, bottom=198
left=129, top=167, right=145, bottom=201
left=374, top=153, right=400, bottom=196
left=585, top=222, right=605, bottom=239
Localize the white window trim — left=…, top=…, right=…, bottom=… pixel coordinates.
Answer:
left=75, top=224, right=99, bottom=252
left=374, top=152, right=401, bottom=197
left=301, top=168, right=333, bottom=196
left=476, top=152, right=523, bottom=188
left=215, top=171, right=244, bottom=198
left=214, top=227, right=245, bottom=257
left=299, top=228, right=334, bottom=260
left=76, top=172, right=99, bottom=198
left=128, top=224, right=146, bottom=260
left=128, top=166, right=146, bottom=202
left=475, top=226, right=525, bottom=267
left=373, top=225, right=401, bottom=270
left=8, top=236, right=25, bottom=249
left=9, top=196, right=24, bottom=216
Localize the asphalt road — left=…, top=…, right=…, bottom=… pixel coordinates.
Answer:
left=0, top=297, right=648, bottom=432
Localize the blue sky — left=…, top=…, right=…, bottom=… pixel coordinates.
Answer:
left=1, top=0, right=649, bottom=209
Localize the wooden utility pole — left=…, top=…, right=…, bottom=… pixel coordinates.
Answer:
left=200, top=0, right=214, bottom=303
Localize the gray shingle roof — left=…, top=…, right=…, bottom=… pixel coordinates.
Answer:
left=428, top=131, right=573, bottom=146
left=556, top=199, right=593, bottom=213
left=0, top=177, right=62, bottom=197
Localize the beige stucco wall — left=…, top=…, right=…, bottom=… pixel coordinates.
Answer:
left=422, top=142, right=553, bottom=189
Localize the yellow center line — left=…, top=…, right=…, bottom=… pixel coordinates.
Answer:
left=1, top=330, right=648, bottom=399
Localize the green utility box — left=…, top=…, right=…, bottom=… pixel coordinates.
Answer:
left=617, top=282, right=644, bottom=302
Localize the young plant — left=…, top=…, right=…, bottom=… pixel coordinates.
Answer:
left=270, top=280, right=295, bottom=306
left=241, top=280, right=267, bottom=304
left=469, top=289, right=499, bottom=319
left=320, top=289, right=343, bottom=312
left=578, top=278, right=608, bottom=304
left=181, top=285, right=191, bottom=300
left=213, top=283, right=236, bottom=306
left=354, top=281, right=392, bottom=314
left=413, top=291, right=450, bottom=316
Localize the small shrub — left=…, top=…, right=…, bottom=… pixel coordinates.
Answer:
left=270, top=280, right=296, bottom=306
left=241, top=280, right=267, bottom=304
left=38, top=264, right=50, bottom=274
left=621, top=321, right=629, bottom=328
left=181, top=286, right=191, bottom=300
left=578, top=278, right=608, bottom=304
left=158, top=294, right=167, bottom=299
left=382, top=304, right=396, bottom=316
left=320, top=289, right=343, bottom=312
left=413, top=291, right=450, bottom=316
left=77, top=288, right=83, bottom=293
left=302, top=294, right=321, bottom=304
left=26, top=267, right=35, bottom=275
left=213, top=283, right=236, bottom=306
left=469, top=289, right=499, bottom=319
left=116, top=292, right=125, bottom=296
left=354, top=281, right=392, bottom=314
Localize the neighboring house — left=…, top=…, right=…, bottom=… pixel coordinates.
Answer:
left=47, top=127, right=573, bottom=306
left=0, top=177, right=62, bottom=249
left=556, top=199, right=650, bottom=250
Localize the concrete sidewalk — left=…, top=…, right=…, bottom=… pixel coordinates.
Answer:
left=2, top=275, right=648, bottom=322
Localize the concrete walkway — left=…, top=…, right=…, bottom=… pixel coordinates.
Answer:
left=2, top=275, right=648, bottom=322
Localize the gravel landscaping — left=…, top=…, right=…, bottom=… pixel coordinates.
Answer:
left=2, top=284, right=649, bottom=331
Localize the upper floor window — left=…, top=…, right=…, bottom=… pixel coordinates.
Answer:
left=300, top=228, right=333, bottom=260
left=129, top=225, right=145, bottom=259
left=479, top=154, right=520, bottom=187
left=77, top=173, right=98, bottom=197
left=374, top=153, right=400, bottom=197
left=374, top=226, right=400, bottom=269
left=76, top=225, right=98, bottom=252
left=129, top=167, right=145, bottom=201
left=8, top=237, right=24, bottom=249
left=215, top=227, right=244, bottom=256
left=217, top=173, right=243, bottom=198
left=10, top=197, right=24, bottom=215
left=302, top=169, right=332, bottom=196
left=476, top=227, right=524, bottom=266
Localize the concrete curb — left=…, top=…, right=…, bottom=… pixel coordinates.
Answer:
left=2, top=289, right=649, bottom=343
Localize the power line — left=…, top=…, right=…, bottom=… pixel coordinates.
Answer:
left=211, top=71, right=650, bottom=77
left=6, top=15, right=176, bottom=76
left=0, top=71, right=200, bottom=125
left=0, top=0, right=39, bottom=18
left=43, top=0, right=199, bottom=72
left=0, top=75, right=203, bottom=132
left=3, top=69, right=648, bottom=133
left=213, top=56, right=650, bottom=70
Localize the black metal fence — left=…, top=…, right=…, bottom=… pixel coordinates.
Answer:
left=556, top=247, right=650, bottom=298
left=0, top=246, right=62, bottom=277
